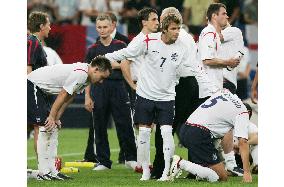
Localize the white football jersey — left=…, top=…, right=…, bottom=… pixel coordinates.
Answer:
left=177, top=29, right=219, bottom=98
left=127, top=32, right=146, bottom=81
left=221, top=27, right=245, bottom=87
left=105, top=32, right=191, bottom=101
left=28, top=62, right=89, bottom=95
left=187, top=89, right=250, bottom=139
left=198, top=23, right=223, bottom=89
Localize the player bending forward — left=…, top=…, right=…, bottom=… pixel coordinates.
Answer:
left=170, top=89, right=252, bottom=183
left=27, top=56, right=111, bottom=180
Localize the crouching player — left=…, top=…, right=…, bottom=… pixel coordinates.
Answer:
left=27, top=56, right=111, bottom=180
left=170, top=89, right=252, bottom=183
left=233, top=103, right=258, bottom=174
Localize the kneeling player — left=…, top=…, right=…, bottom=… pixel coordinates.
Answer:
left=170, top=89, right=252, bottom=183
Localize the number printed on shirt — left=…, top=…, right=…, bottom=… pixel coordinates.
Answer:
left=201, top=95, right=228, bottom=108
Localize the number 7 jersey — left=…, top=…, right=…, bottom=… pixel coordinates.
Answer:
left=105, top=32, right=190, bottom=101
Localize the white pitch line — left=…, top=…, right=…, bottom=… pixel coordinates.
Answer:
left=27, top=148, right=121, bottom=160
left=27, top=145, right=159, bottom=161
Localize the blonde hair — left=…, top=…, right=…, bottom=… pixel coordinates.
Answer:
left=161, top=7, right=183, bottom=24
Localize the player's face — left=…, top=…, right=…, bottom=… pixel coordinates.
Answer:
left=41, top=17, right=51, bottom=38
left=216, top=7, right=229, bottom=27
left=164, top=22, right=180, bottom=43
left=96, top=20, right=112, bottom=39
left=89, top=67, right=110, bottom=84
left=145, top=12, right=159, bottom=33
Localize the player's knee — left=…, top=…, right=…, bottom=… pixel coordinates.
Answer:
left=218, top=172, right=228, bottom=181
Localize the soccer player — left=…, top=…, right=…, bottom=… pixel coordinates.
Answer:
left=27, top=56, right=111, bottom=180
left=105, top=15, right=186, bottom=181
left=198, top=3, right=240, bottom=90
left=220, top=22, right=245, bottom=94
left=233, top=103, right=258, bottom=174
left=119, top=7, right=160, bottom=172
left=198, top=3, right=244, bottom=176
left=27, top=11, right=51, bottom=172
left=150, top=7, right=219, bottom=179
left=170, top=89, right=253, bottom=183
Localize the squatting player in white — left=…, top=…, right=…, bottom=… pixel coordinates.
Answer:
left=105, top=15, right=199, bottom=181
left=170, top=89, right=253, bottom=183
left=27, top=56, right=111, bottom=180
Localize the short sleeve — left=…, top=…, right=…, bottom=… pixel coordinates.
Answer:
left=63, top=70, right=87, bottom=95
left=234, top=113, right=250, bottom=140
left=199, top=32, right=218, bottom=60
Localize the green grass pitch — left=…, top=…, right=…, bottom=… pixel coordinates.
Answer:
left=27, top=128, right=258, bottom=186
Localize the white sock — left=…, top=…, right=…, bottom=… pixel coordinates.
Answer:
left=37, top=127, right=51, bottom=175
left=27, top=169, right=39, bottom=179
left=222, top=151, right=237, bottom=170
left=48, top=128, right=59, bottom=175
left=250, top=145, right=258, bottom=165
left=137, top=127, right=151, bottom=176
left=180, top=159, right=219, bottom=182
left=160, top=125, right=175, bottom=177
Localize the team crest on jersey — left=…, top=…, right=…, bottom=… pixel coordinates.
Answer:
left=171, top=53, right=178, bottom=61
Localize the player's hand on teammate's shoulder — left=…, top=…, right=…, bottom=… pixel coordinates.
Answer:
left=111, top=61, right=121, bottom=69
left=242, top=171, right=252, bottom=183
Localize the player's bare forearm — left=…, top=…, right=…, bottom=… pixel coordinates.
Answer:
left=203, top=59, right=228, bottom=68
left=203, top=58, right=240, bottom=68
left=239, top=138, right=252, bottom=182
left=55, top=93, right=74, bottom=120
left=238, top=138, right=251, bottom=174
left=49, top=89, right=72, bottom=120
left=120, top=59, right=136, bottom=90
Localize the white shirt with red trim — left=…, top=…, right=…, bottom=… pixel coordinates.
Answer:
left=221, top=26, right=245, bottom=87
left=28, top=62, right=89, bottom=95
left=177, top=28, right=219, bottom=98
left=197, top=23, right=223, bottom=89
left=187, top=89, right=249, bottom=139
left=105, top=32, right=190, bottom=101
left=127, top=32, right=145, bottom=81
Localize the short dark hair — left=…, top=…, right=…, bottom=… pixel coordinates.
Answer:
left=161, top=15, right=181, bottom=32
left=138, top=7, right=158, bottom=29
left=90, top=55, right=112, bottom=74
left=206, top=3, right=226, bottom=21
left=243, top=103, right=252, bottom=120
left=28, top=11, right=49, bottom=33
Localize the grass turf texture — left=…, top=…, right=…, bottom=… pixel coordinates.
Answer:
left=27, top=128, right=258, bottom=186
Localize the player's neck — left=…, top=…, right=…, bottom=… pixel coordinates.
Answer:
left=161, top=33, right=174, bottom=45
left=210, top=21, right=221, bottom=34
left=100, top=36, right=112, bottom=46
left=141, top=27, right=151, bottom=35
left=32, top=32, right=44, bottom=42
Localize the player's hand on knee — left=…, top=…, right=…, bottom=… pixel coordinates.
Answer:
left=44, top=116, right=56, bottom=132
left=242, top=172, right=252, bottom=183
left=84, top=97, right=94, bottom=112
left=55, top=120, right=62, bottom=129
